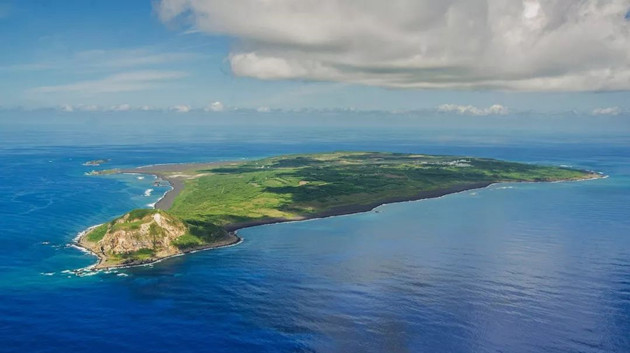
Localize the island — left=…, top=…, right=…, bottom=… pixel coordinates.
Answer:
left=82, top=159, right=110, bottom=166
left=77, top=152, right=601, bottom=269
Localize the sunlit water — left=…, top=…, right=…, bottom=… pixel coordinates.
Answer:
left=0, top=116, right=629, bottom=352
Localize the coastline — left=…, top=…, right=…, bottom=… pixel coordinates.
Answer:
left=72, top=181, right=495, bottom=272
left=118, top=170, right=180, bottom=210
left=74, top=162, right=604, bottom=272
left=73, top=161, right=239, bottom=272
left=73, top=232, right=241, bottom=273
left=225, top=173, right=605, bottom=232
left=223, top=182, right=494, bottom=232
left=118, top=161, right=235, bottom=210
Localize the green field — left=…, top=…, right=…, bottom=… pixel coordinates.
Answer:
left=166, top=152, right=593, bottom=241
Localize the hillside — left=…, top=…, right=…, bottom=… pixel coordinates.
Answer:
left=79, top=209, right=232, bottom=268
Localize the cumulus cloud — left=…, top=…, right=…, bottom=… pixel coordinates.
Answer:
left=171, top=104, right=191, bottom=113
left=59, top=104, right=74, bottom=112
left=256, top=106, right=271, bottom=113
left=204, top=101, right=224, bottom=112
left=57, top=104, right=101, bottom=112
left=105, top=104, right=160, bottom=112
left=81, top=104, right=100, bottom=111
left=157, top=0, right=630, bottom=91
left=592, top=106, right=622, bottom=115
left=437, top=104, right=509, bottom=115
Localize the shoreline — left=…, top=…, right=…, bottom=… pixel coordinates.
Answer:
left=118, top=162, right=608, bottom=214
left=119, top=161, right=236, bottom=210
left=119, top=170, right=181, bottom=210
left=223, top=181, right=495, bottom=232
left=72, top=183, right=492, bottom=272
left=73, top=162, right=605, bottom=272
left=72, top=161, right=235, bottom=272
left=225, top=173, right=605, bottom=232
left=73, top=232, right=242, bottom=273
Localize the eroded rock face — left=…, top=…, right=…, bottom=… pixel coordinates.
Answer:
left=98, top=211, right=187, bottom=258
left=80, top=209, right=189, bottom=268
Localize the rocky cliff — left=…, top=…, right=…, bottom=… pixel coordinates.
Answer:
left=79, top=209, right=188, bottom=268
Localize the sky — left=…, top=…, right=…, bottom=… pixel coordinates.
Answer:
left=0, top=0, right=629, bottom=115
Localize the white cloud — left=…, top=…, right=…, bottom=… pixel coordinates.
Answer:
left=256, top=106, right=271, bottom=113
left=56, top=104, right=104, bottom=112
left=157, top=0, right=630, bottom=91
left=32, top=71, right=187, bottom=94
left=80, top=104, right=100, bottom=111
left=74, top=49, right=201, bottom=69
left=53, top=104, right=163, bottom=112
left=109, top=104, right=132, bottom=111
left=171, top=104, right=191, bottom=113
left=59, top=104, right=74, bottom=112
left=592, top=106, right=622, bottom=115
left=437, top=104, right=509, bottom=116
left=3, top=48, right=200, bottom=73
left=204, top=101, right=224, bottom=112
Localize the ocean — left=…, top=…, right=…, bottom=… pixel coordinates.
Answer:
left=0, top=112, right=629, bottom=352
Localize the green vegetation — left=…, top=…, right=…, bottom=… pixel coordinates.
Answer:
left=168, top=152, right=594, bottom=227
left=127, top=208, right=157, bottom=221
left=109, top=248, right=156, bottom=263
left=171, top=233, right=205, bottom=250
left=86, top=223, right=108, bottom=242
left=111, top=220, right=143, bottom=231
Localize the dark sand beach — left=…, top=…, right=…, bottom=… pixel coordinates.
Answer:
left=223, top=182, right=493, bottom=231
left=119, top=161, right=235, bottom=210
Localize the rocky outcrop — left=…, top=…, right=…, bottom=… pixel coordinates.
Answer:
left=100, top=212, right=185, bottom=256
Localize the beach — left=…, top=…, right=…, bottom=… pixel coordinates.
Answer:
left=223, top=181, right=495, bottom=231
left=119, top=161, right=235, bottom=210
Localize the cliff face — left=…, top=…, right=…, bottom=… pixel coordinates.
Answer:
left=100, top=211, right=186, bottom=257
left=80, top=209, right=188, bottom=268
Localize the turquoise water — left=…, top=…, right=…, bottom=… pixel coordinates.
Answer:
left=0, top=116, right=629, bottom=352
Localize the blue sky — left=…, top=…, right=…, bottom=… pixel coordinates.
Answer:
left=0, top=0, right=629, bottom=115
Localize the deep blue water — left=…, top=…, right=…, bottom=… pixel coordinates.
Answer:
left=0, top=117, right=629, bottom=352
